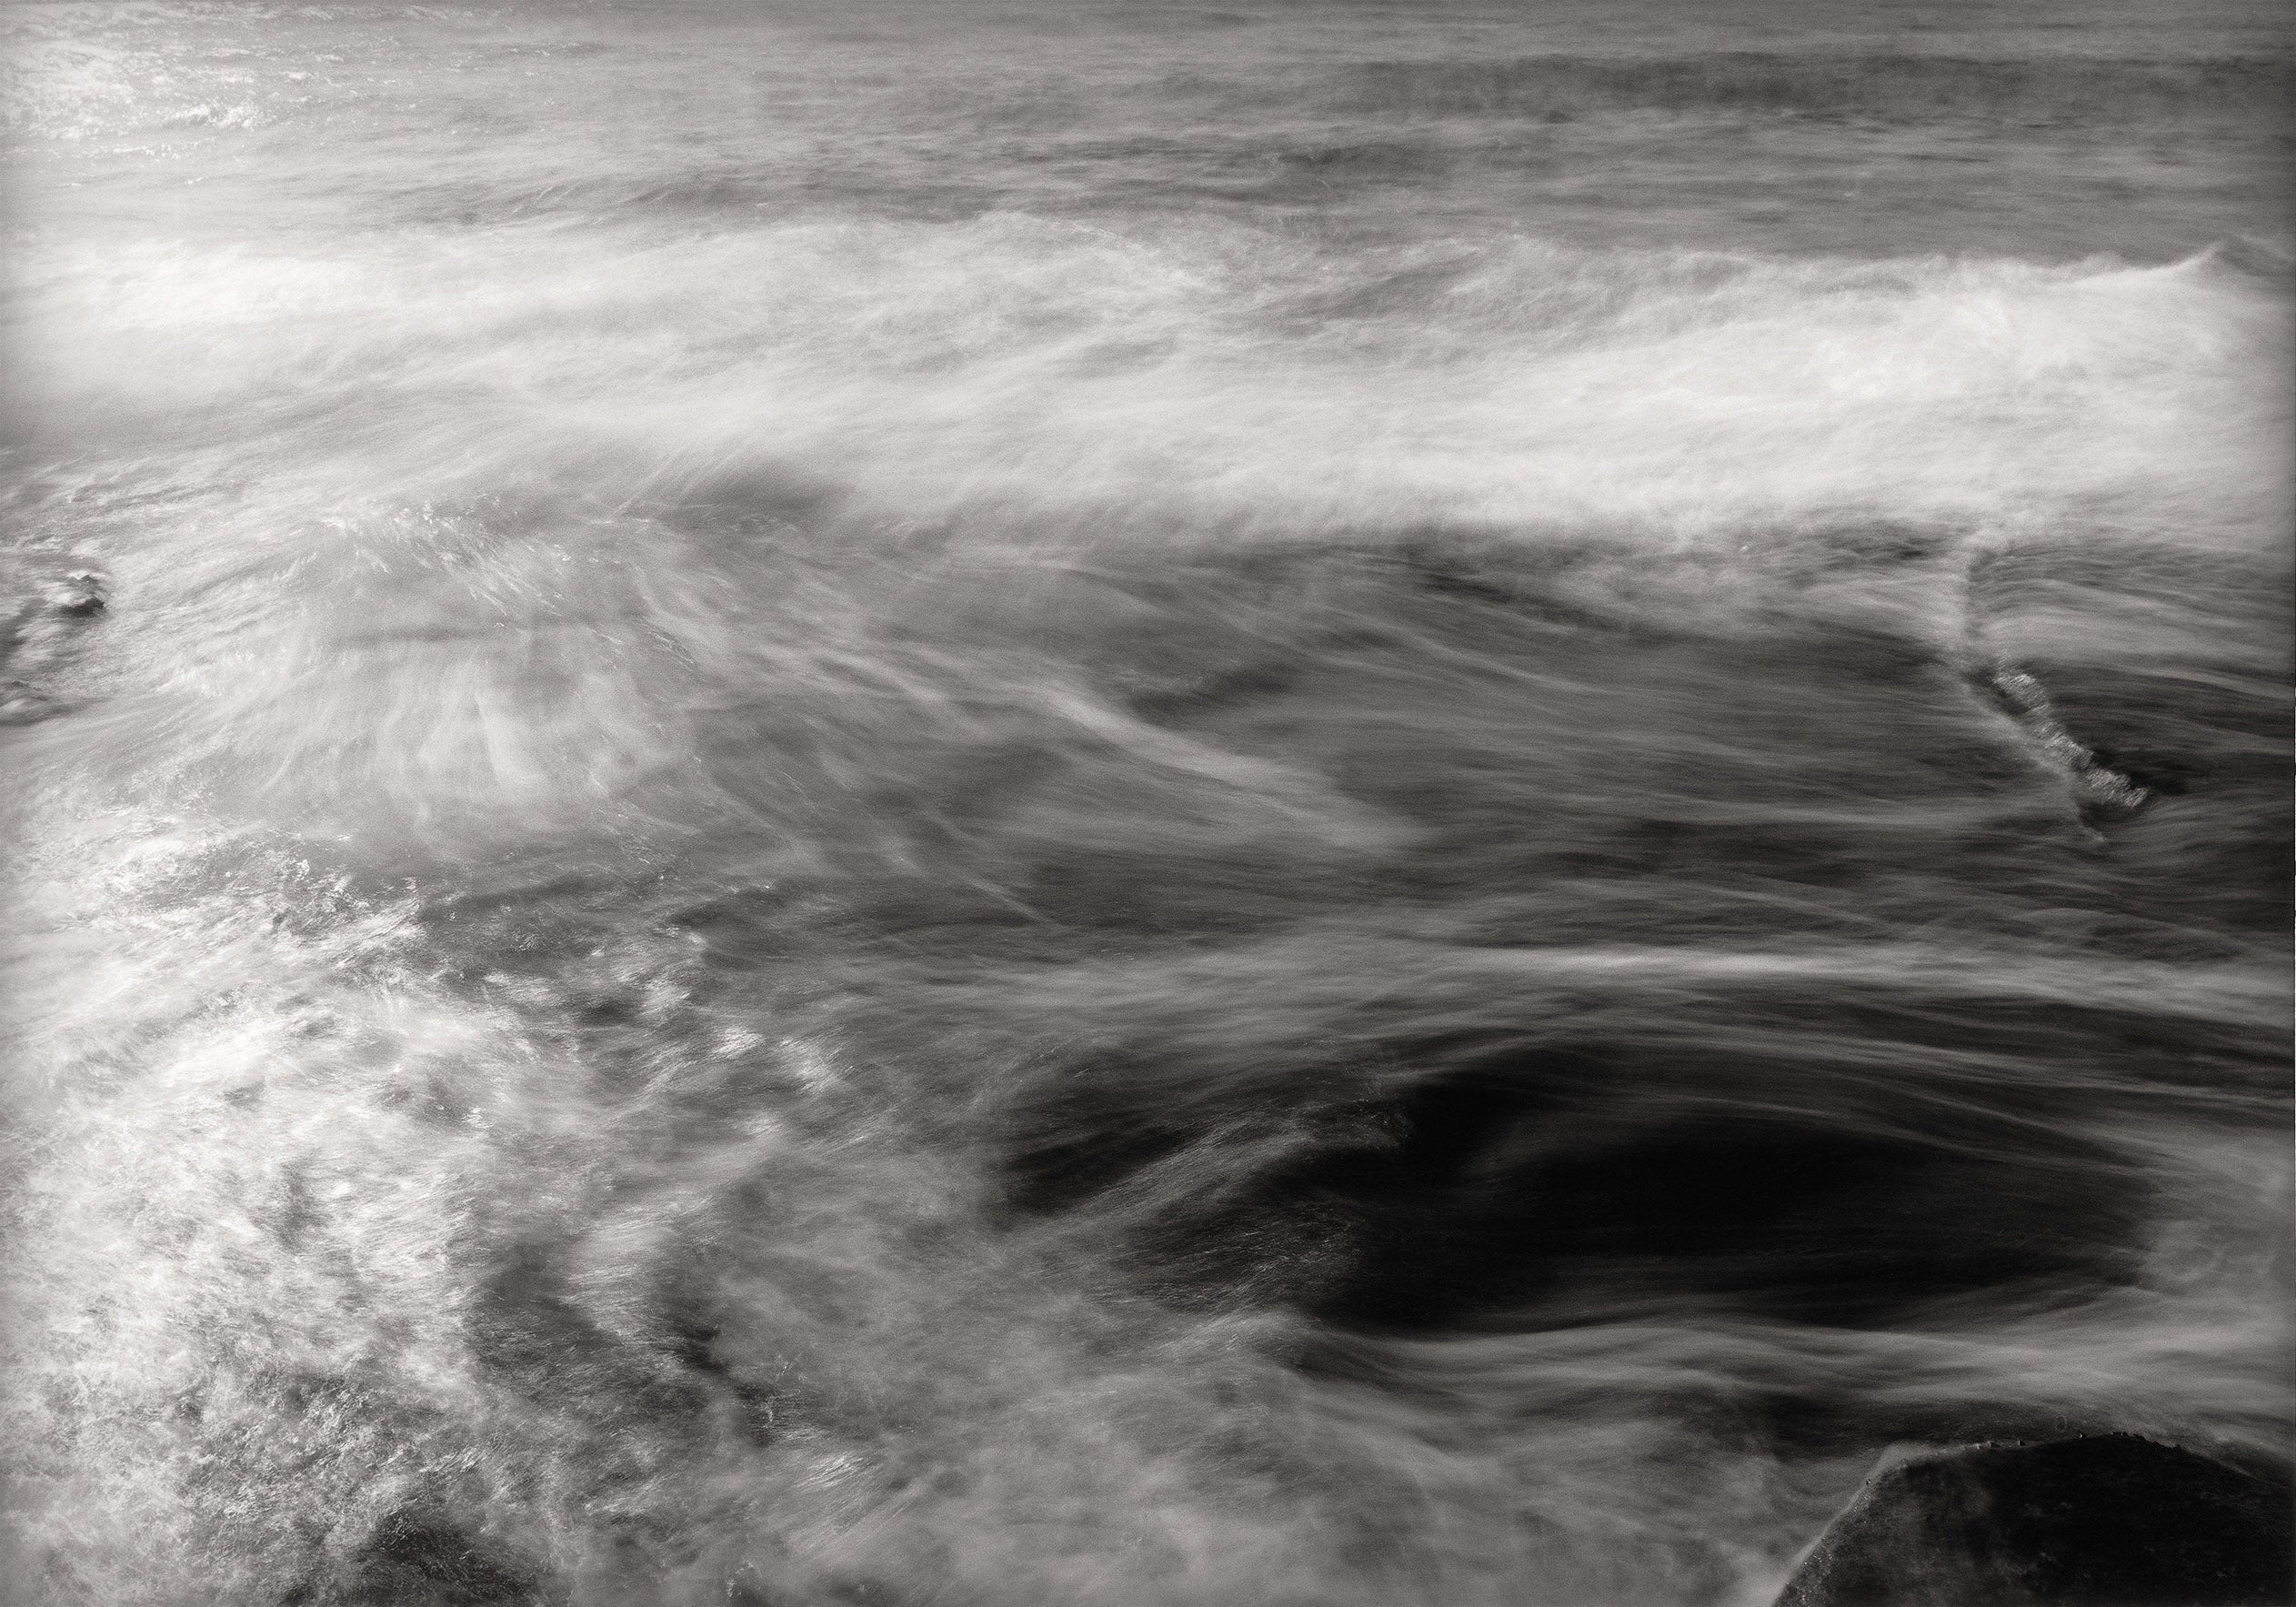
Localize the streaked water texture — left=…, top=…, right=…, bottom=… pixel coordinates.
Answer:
left=3, top=3, right=2289, bottom=1604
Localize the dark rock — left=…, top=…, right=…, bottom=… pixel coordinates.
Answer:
left=46, top=569, right=107, bottom=617
left=341, top=1512, right=541, bottom=1606
left=1777, top=1434, right=2294, bottom=1606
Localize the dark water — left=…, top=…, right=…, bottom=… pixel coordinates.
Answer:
left=3, top=3, right=2291, bottom=1603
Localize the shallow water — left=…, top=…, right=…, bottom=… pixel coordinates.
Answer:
left=3, top=4, right=2291, bottom=1604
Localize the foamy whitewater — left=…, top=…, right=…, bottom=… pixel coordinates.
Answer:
left=2, top=2, right=2290, bottom=1603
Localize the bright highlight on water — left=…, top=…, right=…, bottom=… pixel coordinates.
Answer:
left=2, top=3, right=2289, bottom=1604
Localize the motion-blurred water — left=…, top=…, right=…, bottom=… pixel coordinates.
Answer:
left=3, top=4, right=2290, bottom=1603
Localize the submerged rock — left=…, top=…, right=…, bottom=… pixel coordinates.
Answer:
left=0, top=679, right=57, bottom=726
left=1777, top=1434, right=2293, bottom=1606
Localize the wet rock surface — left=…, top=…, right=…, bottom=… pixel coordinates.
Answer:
left=0, top=556, right=108, bottom=726
left=1776, top=1434, right=2295, bottom=1606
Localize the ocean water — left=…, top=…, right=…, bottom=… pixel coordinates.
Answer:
left=2, top=3, right=2291, bottom=1604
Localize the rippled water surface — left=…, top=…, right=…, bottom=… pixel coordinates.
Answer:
left=3, top=3, right=2290, bottom=1604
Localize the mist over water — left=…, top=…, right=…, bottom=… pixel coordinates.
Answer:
left=3, top=3, right=2291, bottom=1603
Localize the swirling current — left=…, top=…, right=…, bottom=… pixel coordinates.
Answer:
left=2, top=3, right=2290, bottom=1604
